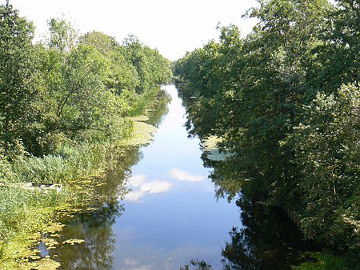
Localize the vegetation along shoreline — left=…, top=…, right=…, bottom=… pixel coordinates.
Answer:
left=174, top=0, right=360, bottom=268
left=0, top=3, right=172, bottom=269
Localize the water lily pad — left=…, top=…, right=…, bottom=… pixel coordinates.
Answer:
left=42, top=238, right=59, bottom=249
left=62, top=239, right=85, bottom=245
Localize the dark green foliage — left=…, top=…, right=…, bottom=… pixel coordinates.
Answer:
left=293, top=251, right=356, bottom=270
left=0, top=4, right=37, bottom=157
left=174, top=0, right=359, bottom=259
left=313, top=0, right=360, bottom=92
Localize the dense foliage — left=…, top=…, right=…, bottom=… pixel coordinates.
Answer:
left=174, top=0, right=359, bottom=264
left=0, top=5, right=171, bottom=158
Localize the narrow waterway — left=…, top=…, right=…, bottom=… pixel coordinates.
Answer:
left=109, top=85, right=240, bottom=269
left=50, top=85, right=312, bottom=270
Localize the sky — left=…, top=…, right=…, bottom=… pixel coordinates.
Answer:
left=5, top=0, right=258, bottom=61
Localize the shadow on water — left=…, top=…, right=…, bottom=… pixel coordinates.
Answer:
left=182, top=204, right=316, bottom=270
left=176, top=81, right=318, bottom=270
left=220, top=200, right=316, bottom=270
left=52, top=202, right=123, bottom=270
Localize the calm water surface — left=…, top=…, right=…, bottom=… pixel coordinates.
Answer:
left=110, top=85, right=240, bottom=269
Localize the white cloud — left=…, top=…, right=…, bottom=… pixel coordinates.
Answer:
left=128, top=175, right=147, bottom=188
left=123, top=258, right=153, bottom=270
left=168, top=169, right=205, bottom=182
left=141, top=180, right=173, bottom=194
left=124, top=259, right=140, bottom=266
left=124, top=175, right=173, bottom=202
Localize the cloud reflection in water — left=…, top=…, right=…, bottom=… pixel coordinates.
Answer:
left=125, top=175, right=173, bottom=202
left=169, top=168, right=205, bottom=182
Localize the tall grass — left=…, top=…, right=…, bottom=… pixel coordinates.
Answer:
left=0, top=141, right=121, bottom=268
left=10, top=143, right=110, bottom=185
left=0, top=187, right=64, bottom=242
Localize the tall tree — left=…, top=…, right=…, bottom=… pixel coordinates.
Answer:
left=286, top=83, right=360, bottom=250
left=79, top=31, right=140, bottom=94
left=48, top=17, right=78, bottom=53
left=0, top=4, right=37, bottom=156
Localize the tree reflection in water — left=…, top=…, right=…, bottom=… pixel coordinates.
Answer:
left=49, top=146, right=143, bottom=270
left=181, top=156, right=317, bottom=270
left=221, top=199, right=315, bottom=270
left=53, top=202, right=123, bottom=270
left=182, top=201, right=316, bottom=270
left=146, top=90, right=171, bottom=127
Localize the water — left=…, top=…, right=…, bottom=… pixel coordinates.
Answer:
left=50, top=85, right=314, bottom=270
left=109, top=85, right=240, bottom=269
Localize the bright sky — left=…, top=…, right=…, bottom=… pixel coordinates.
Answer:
left=6, top=0, right=258, bottom=60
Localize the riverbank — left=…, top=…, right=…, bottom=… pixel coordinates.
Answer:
left=0, top=90, right=170, bottom=270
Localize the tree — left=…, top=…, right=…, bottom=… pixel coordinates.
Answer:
left=80, top=32, right=140, bottom=94
left=0, top=4, right=37, bottom=157
left=175, top=0, right=359, bottom=257
left=313, top=0, right=360, bottom=92
left=286, top=84, right=360, bottom=250
left=123, top=35, right=172, bottom=94
left=47, top=17, right=78, bottom=53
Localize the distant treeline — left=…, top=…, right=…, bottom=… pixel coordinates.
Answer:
left=174, top=0, right=359, bottom=264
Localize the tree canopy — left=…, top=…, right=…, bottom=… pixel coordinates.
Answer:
left=0, top=5, right=172, bottom=157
